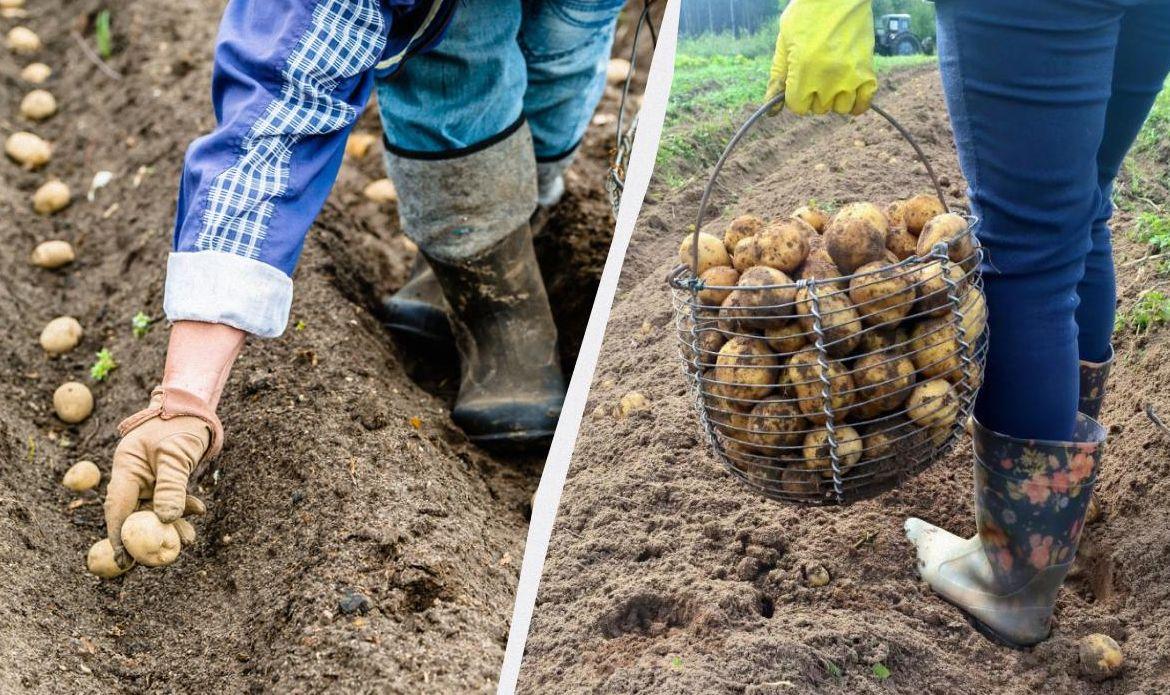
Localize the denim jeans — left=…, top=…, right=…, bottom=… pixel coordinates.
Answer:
left=936, top=0, right=1170, bottom=441
left=376, top=0, right=624, bottom=160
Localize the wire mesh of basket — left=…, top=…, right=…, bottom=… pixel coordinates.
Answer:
left=667, top=94, right=989, bottom=506
left=606, top=0, right=659, bottom=218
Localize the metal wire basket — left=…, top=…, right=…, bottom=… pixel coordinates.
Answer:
left=606, top=0, right=659, bottom=218
left=667, top=93, right=988, bottom=505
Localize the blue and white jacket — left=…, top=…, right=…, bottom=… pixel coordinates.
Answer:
left=165, top=0, right=455, bottom=338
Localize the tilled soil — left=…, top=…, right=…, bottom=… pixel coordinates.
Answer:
left=0, top=1, right=645, bottom=692
left=517, top=67, right=1170, bottom=694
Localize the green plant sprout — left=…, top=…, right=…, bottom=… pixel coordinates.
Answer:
left=131, top=311, right=152, bottom=338
left=1116, top=289, right=1170, bottom=334
left=90, top=348, right=118, bottom=381
left=95, top=10, right=112, bottom=59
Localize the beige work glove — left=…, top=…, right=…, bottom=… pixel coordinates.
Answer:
left=104, top=386, right=223, bottom=569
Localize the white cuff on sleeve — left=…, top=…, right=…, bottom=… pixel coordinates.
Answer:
left=164, top=251, right=294, bottom=338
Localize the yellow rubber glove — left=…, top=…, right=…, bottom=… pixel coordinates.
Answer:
left=766, top=0, right=878, bottom=116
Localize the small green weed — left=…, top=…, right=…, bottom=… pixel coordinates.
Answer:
left=90, top=348, right=118, bottom=381
left=95, top=10, right=113, bottom=59
left=872, top=663, right=891, bottom=680
left=131, top=311, right=152, bottom=338
left=1116, top=289, right=1170, bottom=334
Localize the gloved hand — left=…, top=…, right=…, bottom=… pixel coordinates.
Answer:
left=104, top=386, right=223, bottom=569
left=766, top=0, right=878, bottom=116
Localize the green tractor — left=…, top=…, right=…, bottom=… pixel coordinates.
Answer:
left=874, top=13, right=934, bottom=56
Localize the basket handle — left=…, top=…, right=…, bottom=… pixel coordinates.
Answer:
left=615, top=1, right=659, bottom=150
left=689, top=92, right=950, bottom=277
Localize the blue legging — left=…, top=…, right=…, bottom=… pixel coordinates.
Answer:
left=936, top=0, right=1170, bottom=441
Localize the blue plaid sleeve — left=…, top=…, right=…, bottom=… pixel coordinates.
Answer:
left=166, top=0, right=391, bottom=338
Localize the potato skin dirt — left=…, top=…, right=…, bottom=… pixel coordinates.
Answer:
left=0, top=0, right=651, bottom=692
left=518, top=68, right=1170, bottom=694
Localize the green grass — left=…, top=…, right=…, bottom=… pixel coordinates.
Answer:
left=656, top=21, right=935, bottom=188
left=1117, top=290, right=1170, bottom=334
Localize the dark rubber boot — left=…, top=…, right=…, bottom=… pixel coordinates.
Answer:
left=1078, top=345, right=1114, bottom=419
left=425, top=224, right=565, bottom=449
left=385, top=121, right=564, bottom=450
left=904, top=413, right=1106, bottom=646
left=379, top=255, right=454, bottom=358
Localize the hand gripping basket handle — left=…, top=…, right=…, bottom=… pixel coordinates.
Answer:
left=687, top=92, right=951, bottom=277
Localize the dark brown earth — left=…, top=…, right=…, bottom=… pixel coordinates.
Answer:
left=0, top=1, right=649, bottom=692
left=517, top=66, right=1170, bottom=694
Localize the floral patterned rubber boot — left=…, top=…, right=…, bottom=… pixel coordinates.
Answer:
left=904, top=413, right=1106, bottom=647
left=1079, top=346, right=1114, bottom=419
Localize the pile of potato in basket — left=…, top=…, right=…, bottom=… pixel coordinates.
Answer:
left=673, top=194, right=987, bottom=504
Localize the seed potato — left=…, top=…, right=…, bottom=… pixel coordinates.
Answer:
left=121, top=511, right=182, bottom=567
left=851, top=353, right=917, bottom=420
left=906, top=379, right=959, bottom=428
left=795, top=287, right=861, bottom=357
left=723, top=214, right=765, bottom=254
left=5, top=131, right=51, bottom=169
left=849, top=261, right=916, bottom=328
left=801, top=425, right=863, bottom=478
left=902, top=193, right=947, bottom=234
left=714, top=336, right=777, bottom=401
left=30, top=239, right=75, bottom=268
left=697, top=265, right=739, bottom=306
left=40, top=315, right=83, bottom=354
left=86, top=538, right=131, bottom=579
left=786, top=350, right=855, bottom=424
left=6, top=26, right=40, bottom=54
left=20, top=62, right=51, bottom=83
left=825, top=217, right=886, bottom=274
left=1079, top=633, right=1124, bottom=682
left=20, top=89, right=56, bottom=120
left=62, top=460, right=101, bottom=491
left=680, top=231, right=732, bottom=275
left=53, top=381, right=93, bottom=423
left=32, top=179, right=70, bottom=214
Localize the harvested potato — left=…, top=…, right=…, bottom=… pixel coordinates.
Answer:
left=86, top=538, right=130, bottom=579
left=860, top=416, right=929, bottom=475
left=618, top=391, right=651, bottom=417
left=786, top=350, right=855, bottom=424
left=32, top=179, right=70, bottom=214
left=792, top=205, right=829, bottom=233
left=764, top=321, right=807, bottom=356
left=20, top=62, right=50, bottom=83
left=831, top=202, right=889, bottom=234
left=798, top=247, right=844, bottom=283
left=723, top=266, right=796, bottom=329
left=917, top=213, right=975, bottom=268
left=731, top=235, right=763, bottom=273
left=802, top=425, right=863, bottom=478
left=915, top=260, right=968, bottom=318
left=680, top=231, right=732, bottom=275
left=909, top=318, right=965, bottom=382
left=704, top=383, right=752, bottom=437
left=724, top=439, right=782, bottom=483
left=20, top=89, right=56, bottom=120
left=606, top=57, right=631, bottom=85
left=886, top=225, right=918, bottom=260
left=121, top=511, right=182, bottom=567
left=697, top=265, right=739, bottom=306
left=780, top=466, right=823, bottom=498
left=795, top=287, right=861, bottom=357
left=906, top=379, right=959, bottom=428
left=689, top=325, right=726, bottom=370
left=53, top=381, right=94, bottom=424
left=825, top=217, right=886, bottom=274
left=902, top=193, right=947, bottom=234
left=5, top=131, right=51, bottom=169
left=886, top=200, right=907, bottom=229
left=852, top=353, right=916, bottom=420
left=362, top=177, right=397, bottom=204
left=723, top=214, right=765, bottom=254
left=959, top=289, right=987, bottom=344
left=62, top=460, right=101, bottom=491
left=1079, top=634, right=1124, bottom=682
left=849, top=261, right=916, bottom=328
left=6, top=26, right=40, bottom=54
left=714, top=336, right=778, bottom=401
left=345, top=131, right=378, bottom=158
left=744, top=398, right=807, bottom=458
left=30, top=240, right=75, bottom=268
left=755, top=219, right=811, bottom=272
left=39, top=315, right=83, bottom=355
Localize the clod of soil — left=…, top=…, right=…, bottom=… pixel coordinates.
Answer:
left=805, top=564, right=831, bottom=587
left=86, top=539, right=130, bottom=579
left=19, top=61, right=50, bottom=83
left=30, top=240, right=74, bottom=268
left=363, top=177, right=397, bottom=204
left=1079, top=633, right=1124, bottom=681
left=32, top=179, right=71, bottom=215
left=20, top=89, right=56, bottom=121
left=121, top=511, right=181, bottom=567
left=5, top=26, right=39, bottom=54
left=5, top=131, right=51, bottom=169
left=52, top=381, right=93, bottom=423
left=62, top=460, right=101, bottom=491
left=39, top=315, right=83, bottom=355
